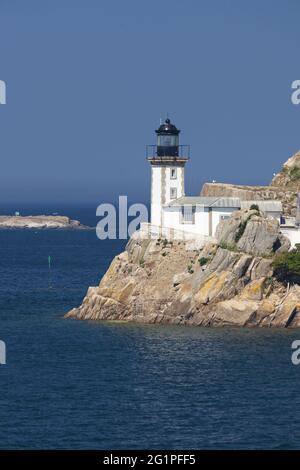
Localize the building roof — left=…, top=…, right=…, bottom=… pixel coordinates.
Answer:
left=165, top=196, right=282, bottom=211
left=165, top=196, right=241, bottom=208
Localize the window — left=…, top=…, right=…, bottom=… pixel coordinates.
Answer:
left=220, top=215, right=230, bottom=221
left=171, top=168, right=177, bottom=179
left=170, top=187, right=177, bottom=199
left=181, top=206, right=195, bottom=224
left=158, top=135, right=179, bottom=146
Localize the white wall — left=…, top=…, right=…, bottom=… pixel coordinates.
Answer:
left=280, top=227, right=300, bottom=248
left=211, top=208, right=235, bottom=236
left=151, top=164, right=185, bottom=226
left=265, top=211, right=281, bottom=223
left=162, top=206, right=210, bottom=235
left=162, top=206, right=282, bottom=239
left=151, top=166, right=162, bottom=226
left=163, top=206, right=237, bottom=237
left=164, top=166, right=184, bottom=204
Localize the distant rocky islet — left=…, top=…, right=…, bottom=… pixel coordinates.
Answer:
left=0, top=215, right=91, bottom=230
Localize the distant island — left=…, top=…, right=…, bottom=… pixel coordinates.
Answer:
left=0, top=215, right=91, bottom=230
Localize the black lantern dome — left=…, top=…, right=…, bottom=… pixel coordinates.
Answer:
left=155, top=118, right=180, bottom=157
left=155, top=118, right=180, bottom=136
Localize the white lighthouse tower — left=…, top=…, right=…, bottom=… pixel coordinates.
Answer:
left=147, top=118, right=189, bottom=226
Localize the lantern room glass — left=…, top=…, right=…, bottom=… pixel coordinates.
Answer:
left=157, top=135, right=179, bottom=147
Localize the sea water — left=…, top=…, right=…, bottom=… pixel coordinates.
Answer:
left=0, top=205, right=300, bottom=449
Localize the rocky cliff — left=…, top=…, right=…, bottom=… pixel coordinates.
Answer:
left=66, top=209, right=300, bottom=328
left=201, top=150, right=300, bottom=216
left=271, top=150, right=300, bottom=187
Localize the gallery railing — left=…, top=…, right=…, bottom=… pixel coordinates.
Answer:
left=146, top=145, right=190, bottom=160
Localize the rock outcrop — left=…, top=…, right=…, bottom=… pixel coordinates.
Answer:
left=215, top=209, right=290, bottom=256
left=0, top=215, right=89, bottom=229
left=65, top=210, right=300, bottom=328
left=271, top=150, right=300, bottom=187
left=200, top=150, right=300, bottom=217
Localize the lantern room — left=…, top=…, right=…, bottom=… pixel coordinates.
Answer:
left=155, top=118, right=180, bottom=157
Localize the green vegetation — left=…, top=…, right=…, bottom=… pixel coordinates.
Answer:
left=234, top=220, right=248, bottom=242
left=289, top=167, right=300, bottom=182
left=265, top=276, right=273, bottom=288
left=250, top=204, right=260, bottom=212
left=273, top=249, right=300, bottom=284
left=198, top=257, right=209, bottom=266
left=187, top=264, right=194, bottom=274
left=235, top=210, right=259, bottom=243
left=219, top=241, right=237, bottom=251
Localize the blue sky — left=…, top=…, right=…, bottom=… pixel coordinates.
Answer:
left=0, top=0, right=300, bottom=204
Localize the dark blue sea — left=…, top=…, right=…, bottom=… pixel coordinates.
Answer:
left=1, top=205, right=300, bottom=449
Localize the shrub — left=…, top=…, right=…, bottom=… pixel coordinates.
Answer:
left=235, top=220, right=248, bottom=242
left=199, top=257, right=209, bottom=266
left=265, top=276, right=273, bottom=287
left=219, top=241, right=237, bottom=251
left=250, top=204, right=259, bottom=212
left=273, top=250, right=300, bottom=284
left=290, top=167, right=300, bottom=182
left=187, top=264, right=194, bottom=274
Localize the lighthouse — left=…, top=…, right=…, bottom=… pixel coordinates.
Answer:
left=147, top=118, right=189, bottom=226
left=142, top=118, right=285, bottom=242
